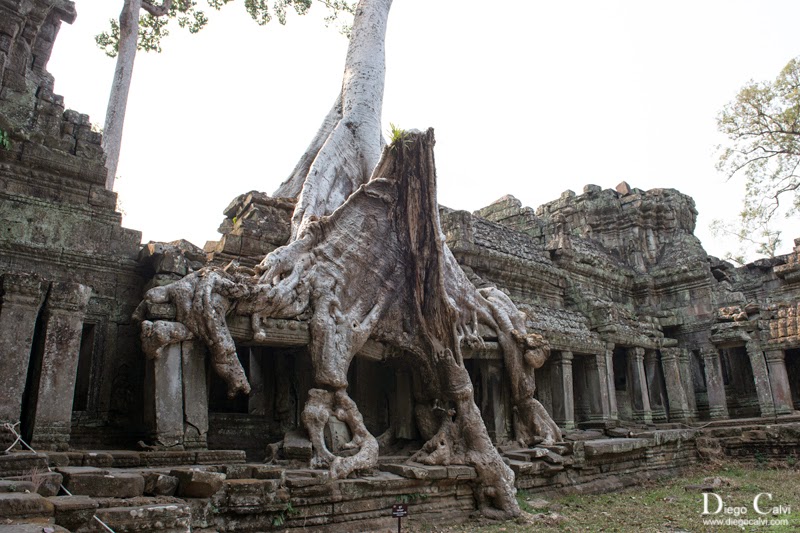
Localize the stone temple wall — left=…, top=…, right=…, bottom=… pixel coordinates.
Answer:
left=0, top=0, right=145, bottom=450
left=1, top=0, right=799, bottom=490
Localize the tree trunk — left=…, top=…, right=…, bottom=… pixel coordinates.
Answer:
left=102, top=0, right=141, bottom=190
left=273, top=0, right=392, bottom=239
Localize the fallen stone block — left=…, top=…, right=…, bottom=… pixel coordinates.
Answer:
left=222, top=464, right=253, bottom=479
left=49, top=494, right=99, bottom=531
left=3, top=472, right=63, bottom=497
left=171, top=469, right=226, bottom=498
left=143, top=472, right=179, bottom=496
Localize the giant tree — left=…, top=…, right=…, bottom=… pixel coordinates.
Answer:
left=136, top=0, right=560, bottom=518
left=716, top=56, right=800, bottom=259
left=97, top=0, right=355, bottom=190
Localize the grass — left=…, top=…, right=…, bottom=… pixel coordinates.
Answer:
left=410, top=460, right=800, bottom=532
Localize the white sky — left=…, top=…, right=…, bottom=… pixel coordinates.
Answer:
left=49, top=0, right=800, bottom=260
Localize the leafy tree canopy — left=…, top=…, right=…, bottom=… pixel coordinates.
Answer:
left=715, top=56, right=800, bottom=260
left=96, top=0, right=355, bottom=58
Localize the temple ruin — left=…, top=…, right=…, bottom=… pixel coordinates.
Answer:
left=0, top=1, right=799, bottom=531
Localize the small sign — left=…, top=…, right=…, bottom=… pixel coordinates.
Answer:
left=392, top=503, right=409, bottom=518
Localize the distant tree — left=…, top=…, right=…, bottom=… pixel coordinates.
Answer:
left=97, top=0, right=355, bottom=191
left=715, top=56, right=800, bottom=260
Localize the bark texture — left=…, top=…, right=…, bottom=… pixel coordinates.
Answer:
left=273, top=0, right=392, bottom=239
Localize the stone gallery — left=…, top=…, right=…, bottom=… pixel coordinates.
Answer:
left=0, top=0, right=799, bottom=531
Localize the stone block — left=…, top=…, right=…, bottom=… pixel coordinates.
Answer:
left=0, top=480, right=35, bottom=493
left=0, top=453, right=49, bottom=477
left=283, top=429, right=312, bottom=461
left=143, top=473, right=179, bottom=496
left=446, top=465, right=477, bottom=479
left=195, top=450, right=246, bottom=465
left=0, top=492, right=54, bottom=519
left=81, top=452, right=114, bottom=468
left=49, top=494, right=98, bottom=531
left=140, top=451, right=196, bottom=467
left=92, top=503, right=191, bottom=532
left=45, top=453, right=70, bottom=467
left=221, top=464, right=253, bottom=479
left=220, top=479, right=283, bottom=511
left=171, top=468, right=226, bottom=498
left=0, top=526, right=69, bottom=533
left=107, top=450, right=142, bottom=468
left=584, top=438, right=650, bottom=458
left=250, top=465, right=284, bottom=480
left=62, top=471, right=144, bottom=498
left=380, top=462, right=447, bottom=480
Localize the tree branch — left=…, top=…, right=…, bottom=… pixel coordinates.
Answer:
left=141, top=0, right=173, bottom=17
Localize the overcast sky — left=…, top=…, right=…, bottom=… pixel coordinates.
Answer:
left=49, top=1, right=800, bottom=261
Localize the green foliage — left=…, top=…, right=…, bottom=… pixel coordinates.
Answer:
left=716, top=56, right=800, bottom=259
left=388, top=122, right=412, bottom=151
left=0, top=129, right=10, bottom=150
left=96, top=0, right=355, bottom=58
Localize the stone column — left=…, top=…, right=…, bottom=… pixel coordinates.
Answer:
left=182, top=341, right=209, bottom=449
left=585, top=353, right=611, bottom=425
left=678, top=349, right=698, bottom=419
left=479, top=360, right=510, bottom=443
left=660, top=348, right=690, bottom=422
left=701, top=346, right=728, bottom=420
left=144, top=342, right=185, bottom=448
left=764, top=349, right=794, bottom=415
left=604, top=343, right=619, bottom=422
left=393, top=368, right=416, bottom=440
left=627, top=347, right=652, bottom=424
left=746, top=341, right=776, bottom=417
left=28, top=282, right=92, bottom=450
left=550, top=351, right=575, bottom=430
left=0, top=273, right=46, bottom=447
left=644, top=349, right=667, bottom=422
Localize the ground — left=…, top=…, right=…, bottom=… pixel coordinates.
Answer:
left=409, top=460, right=800, bottom=533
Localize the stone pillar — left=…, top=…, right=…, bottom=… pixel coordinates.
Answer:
left=479, top=360, right=509, bottom=443
left=701, top=346, right=729, bottom=420
left=746, top=341, right=776, bottom=417
left=0, top=273, right=46, bottom=447
left=660, top=348, right=690, bottom=422
left=144, top=342, right=184, bottom=448
left=585, top=353, right=611, bottom=426
left=550, top=351, right=575, bottom=430
left=644, top=349, right=667, bottom=422
left=28, top=282, right=92, bottom=450
left=393, top=368, right=416, bottom=440
left=248, top=348, right=267, bottom=416
left=604, top=343, right=619, bottom=422
left=182, top=341, right=209, bottom=449
left=627, top=347, right=652, bottom=424
left=764, top=349, right=794, bottom=415
left=678, top=349, right=698, bottom=419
